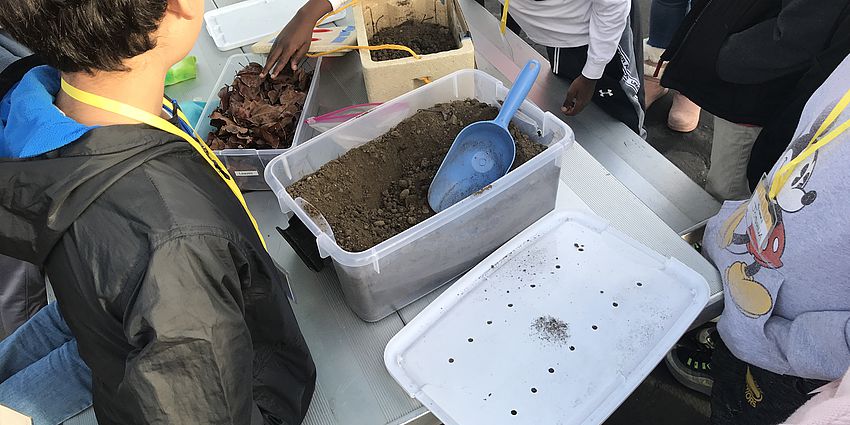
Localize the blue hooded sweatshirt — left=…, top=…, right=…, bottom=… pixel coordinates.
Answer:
left=0, top=66, right=96, bottom=159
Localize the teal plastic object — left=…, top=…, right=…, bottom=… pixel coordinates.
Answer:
left=181, top=100, right=207, bottom=128
left=165, top=56, right=198, bottom=86
left=428, top=60, right=541, bottom=212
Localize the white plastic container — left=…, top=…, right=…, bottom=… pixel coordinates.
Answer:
left=384, top=211, right=710, bottom=425
left=265, top=69, right=574, bottom=322
left=204, top=0, right=348, bottom=51
left=197, top=53, right=321, bottom=191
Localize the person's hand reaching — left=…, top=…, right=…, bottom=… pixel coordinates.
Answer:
left=261, top=0, right=333, bottom=78
left=561, top=75, right=597, bottom=116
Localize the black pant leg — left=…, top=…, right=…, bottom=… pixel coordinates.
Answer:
left=546, top=45, right=643, bottom=135
left=710, top=337, right=826, bottom=425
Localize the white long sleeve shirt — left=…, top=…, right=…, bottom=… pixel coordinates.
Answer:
left=500, top=0, right=631, bottom=79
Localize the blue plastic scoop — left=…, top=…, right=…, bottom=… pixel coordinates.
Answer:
left=428, top=59, right=541, bottom=212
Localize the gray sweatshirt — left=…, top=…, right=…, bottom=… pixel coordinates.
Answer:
left=704, top=53, right=850, bottom=381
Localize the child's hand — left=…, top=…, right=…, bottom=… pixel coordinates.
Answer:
left=561, top=75, right=597, bottom=116
left=262, top=0, right=333, bottom=78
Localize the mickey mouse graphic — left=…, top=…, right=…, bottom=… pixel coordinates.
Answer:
left=716, top=106, right=829, bottom=318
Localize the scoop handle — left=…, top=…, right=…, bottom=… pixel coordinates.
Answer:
left=494, top=59, right=540, bottom=129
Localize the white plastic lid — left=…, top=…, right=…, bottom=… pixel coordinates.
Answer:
left=204, top=0, right=348, bottom=51
left=384, top=211, right=710, bottom=425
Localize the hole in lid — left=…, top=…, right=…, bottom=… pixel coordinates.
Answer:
left=506, top=290, right=510, bottom=293
left=468, top=338, right=474, bottom=342
left=600, top=290, right=604, bottom=294
left=548, top=368, right=555, bottom=373
left=613, top=302, right=619, bottom=307
left=448, top=358, right=455, bottom=363
left=592, top=325, right=598, bottom=330
left=530, top=284, right=536, bottom=288
left=637, top=282, right=643, bottom=287
left=569, top=346, right=575, bottom=351
left=578, top=248, right=585, bottom=252
left=555, top=265, right=561, bottom=269
left=511, top=410, right=518, bottom=416
left=508, top=303, right=514, bottom=308
left=487, top=320, right=493, bottom=325
left=531, top=387, right=538, bottom=393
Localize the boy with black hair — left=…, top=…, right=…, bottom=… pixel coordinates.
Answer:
left=0, top=1, right=316, bottom=424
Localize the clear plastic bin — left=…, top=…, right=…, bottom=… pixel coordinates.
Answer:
left=196, top=53, right=321, bottom=191
left=265, top=69, right=575, bottom=322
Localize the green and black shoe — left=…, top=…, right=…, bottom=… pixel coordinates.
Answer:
left=664, top=325, right=716, bottom=396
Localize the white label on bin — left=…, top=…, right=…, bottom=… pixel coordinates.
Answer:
left=234, top=170, right=260, bottom=177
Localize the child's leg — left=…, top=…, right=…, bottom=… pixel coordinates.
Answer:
left=0, top=303, right=74, bottom=381
left=546, top=23, right=646, bottom=138
left=648, top=0, right=690, bottom=49
left=0, top=339, right=92, bottom=425
left=710, top=337, right=825, bottom=425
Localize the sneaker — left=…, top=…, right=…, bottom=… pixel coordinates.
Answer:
left=665, top=325, right=716, bottom=396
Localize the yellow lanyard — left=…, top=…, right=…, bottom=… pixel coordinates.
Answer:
left=60, top=79, right=267, bottom=249
left=769, top=88, right=850, bottom=199
left=500, top=0, right=512, bottom=34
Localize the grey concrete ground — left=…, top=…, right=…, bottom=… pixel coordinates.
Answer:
left=483, top=1, right=715, bottom=424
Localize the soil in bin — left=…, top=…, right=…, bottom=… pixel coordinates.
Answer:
left=369, top=21, right=458, bottom=61
left=288, top=99, right=547, bottom=252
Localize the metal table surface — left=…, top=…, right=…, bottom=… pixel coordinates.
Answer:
left=164, top=1, right=725, bottom=424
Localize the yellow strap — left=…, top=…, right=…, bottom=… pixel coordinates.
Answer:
left=310, top=0, right=421, bottom=59
left=307, top=44, right=421, bottom=59
left=769, top=88, right=850, bottom=199
left=60, top=79, right=267, bottom=250
left=500, top=0, right=511, bottom=34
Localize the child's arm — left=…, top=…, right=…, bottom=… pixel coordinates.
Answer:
left=562, top=0, right=630, bottom=115
left=121, top=234, right=259, bottom=423
left=584, top=0, right=630, bottom=82
left=262, top=0, right=340, bottom=78
left=757, top=311, right=850, bottom=381
left=716, top=0, right=846, bottom=85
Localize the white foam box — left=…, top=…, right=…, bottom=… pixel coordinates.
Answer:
left=354, top=0, right=475, bottom=102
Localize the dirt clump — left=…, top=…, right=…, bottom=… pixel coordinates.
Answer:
left=369, top=21, right=458, bottom=61
left=532, top=315, right=570, bottom=345
left=207, top=62, right=312, bottom=150
left=288, top=99, right=546, bottom=252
